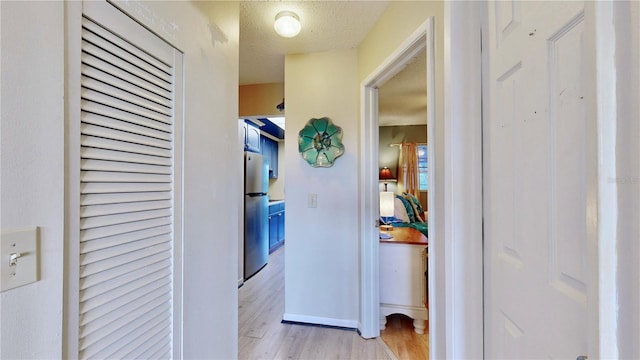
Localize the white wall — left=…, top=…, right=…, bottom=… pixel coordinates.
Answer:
left=613, top=1, right=639, bottom=357
left=284, top=50, right=360, bottom=326
left=0, top=2, right=65, bottom=358
left=0, top=1, right=240, bottom=358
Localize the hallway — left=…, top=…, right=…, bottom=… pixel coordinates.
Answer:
left=238, top=248, right=393, bottom=359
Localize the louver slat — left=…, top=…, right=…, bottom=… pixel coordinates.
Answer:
left=81, top=135, right=171, bottom=158
left=80, top=249, right=170, bottom=293
left=82, top=75, right=172, bottom=116
left=106, top=322, right=171, bottom=360
left=80, top=266, right=172, bottom=314
left=81, top=199, right=172, bottom=218
left=81, top=225, right=171, bottom=255
left=81, top=54, right=171, bottom=100
left=81, top=18, right=171, bottom=74
left=80, top=298, right=171, bottom=356
left=80, top=209, right=170, bottom=235
left=81, top=26, right=171, bottom=82
left=81, top=171, right=171, bottom=184
left=82, top=99, right=171, bottom=133
left=144, top=346, right=171, bottom=359
left=121, top=328, right=171, bottom=360
left=79, top=256, right=171, bottom=292
left=81, top=108, right=172, bottom=141
left=80, top=260, right=171, bottom=303
left=81, top=147, right=172, bottom=167
left=87, top=318, right=172, bottom=360
left=80, top=191, right=172, bottom=206
left=81, top=40, right=171, bottom=91
left=82, top=64, right=172, bottom=109
left=81, top=122, right=172, bottom=150
left=81, top=182, right=171, bottom=195
left=81, top=281, right=171, bottom=331
left=81, top=159, right=171, bottom=175
left=80, top=217, right=171, bottom=245
left=81, top=233, right=171, bottom=265
left=82, top=88, right=171, bottom=125
left=77, top=12, right=175, bottom=360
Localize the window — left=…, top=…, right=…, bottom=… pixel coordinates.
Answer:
left=418, top=145, right=428, bottom=191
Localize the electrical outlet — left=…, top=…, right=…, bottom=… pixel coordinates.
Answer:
left=1, top=227, right=39, bottom=292
left=308, top=194, right=317, bottom=208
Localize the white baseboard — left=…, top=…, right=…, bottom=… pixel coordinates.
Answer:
left=282, top=313, right=359, bottom=329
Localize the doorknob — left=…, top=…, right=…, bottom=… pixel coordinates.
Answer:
left=576, top=356, right=587, bottom=360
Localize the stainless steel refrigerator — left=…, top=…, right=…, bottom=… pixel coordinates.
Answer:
left=244, top=152, right=269, bottom=280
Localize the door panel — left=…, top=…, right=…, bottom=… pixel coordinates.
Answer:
left=74, top=2, right=182, bottom=359
left=484, top=1, right=591, bottom=358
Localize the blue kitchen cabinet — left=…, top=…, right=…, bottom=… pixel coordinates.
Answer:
left=244, top=121, right=261, bottom=153
left=268, top=202, right=285, bottom=253
left=261, top=136, right=278, bottom=178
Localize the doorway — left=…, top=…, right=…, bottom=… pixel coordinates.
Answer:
left=359, top=17, right=437, bottom=349
left=377, top=46, right=428, bottom=358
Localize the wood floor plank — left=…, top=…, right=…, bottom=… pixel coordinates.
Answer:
left=380, top=314, right=429, bottom=360
left=238, top=247, right=392, bottom=360
left=272, top=322, right=312, bottom=359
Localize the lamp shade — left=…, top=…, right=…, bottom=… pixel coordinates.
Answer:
left=380, top=191, right=395, bottom=218
left=379, top=167, right=396, bottom=181
left=274, top=11, right=301, bottom=38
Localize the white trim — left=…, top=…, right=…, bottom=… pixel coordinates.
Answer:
left=423, top=18, right=439, bottom=358
left=359, top=19, right=436, bottom=346
left=590, top=2, right=619, bottom=358
left=172, top=48, right=185, bottom=360
left=282, top=313, right=359, bottom=329
left=444, top=3, right=483, bottom=358
left=359, top=78, right=380, bottom=339
left=63, top=2, right=82, bottom=358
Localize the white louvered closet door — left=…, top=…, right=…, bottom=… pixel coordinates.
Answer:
left=74, top=2, right=183, bottom=359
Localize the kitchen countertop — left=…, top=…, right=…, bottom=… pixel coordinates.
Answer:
left=268, top=199, right=285, bottom=205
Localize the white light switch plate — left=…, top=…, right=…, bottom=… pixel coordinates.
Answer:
left=308, top=194, right=317, bottom=208
left=1, top=227, right=39, bottom=292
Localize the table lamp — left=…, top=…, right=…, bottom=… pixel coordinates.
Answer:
left=380, top=191, right=395, bottom=231
left=379, top=167, right=396, bottom=191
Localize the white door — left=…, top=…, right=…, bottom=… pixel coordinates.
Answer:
left=68, top=1, right=183, bottom=359
left=484, top=1, right=595, bottom=358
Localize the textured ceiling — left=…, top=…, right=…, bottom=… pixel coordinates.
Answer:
left=378, top=49, right=427, bottom=126
left=238, top=1, right=426, bottom=127
left=239, top=1, right=389, bottom=85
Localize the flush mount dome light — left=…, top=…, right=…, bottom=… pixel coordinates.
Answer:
left=274, top=11, right=301, bottom=38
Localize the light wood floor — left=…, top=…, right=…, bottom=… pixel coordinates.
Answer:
left=380, top=314, right=429, bottom=359
left=238, top=247, right=393, bottom=360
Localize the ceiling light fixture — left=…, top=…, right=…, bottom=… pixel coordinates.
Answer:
left=274, top=11, right=301, bottom=38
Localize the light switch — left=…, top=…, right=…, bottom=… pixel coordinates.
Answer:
left=308, top=194, right=317, bottom=208
left=1, top=227, right=39, bottom=292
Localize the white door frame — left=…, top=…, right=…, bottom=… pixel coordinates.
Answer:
left=360, top=5, right=485, bottom=359
left=441, top=3, right=484, bottom=358
left=359, top=16, right=444, bottom=348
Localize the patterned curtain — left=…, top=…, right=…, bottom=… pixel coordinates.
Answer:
left=397, top=143, right=419, bottom=198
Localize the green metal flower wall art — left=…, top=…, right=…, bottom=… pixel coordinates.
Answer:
left=298, top=117, right=345, bottom=168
